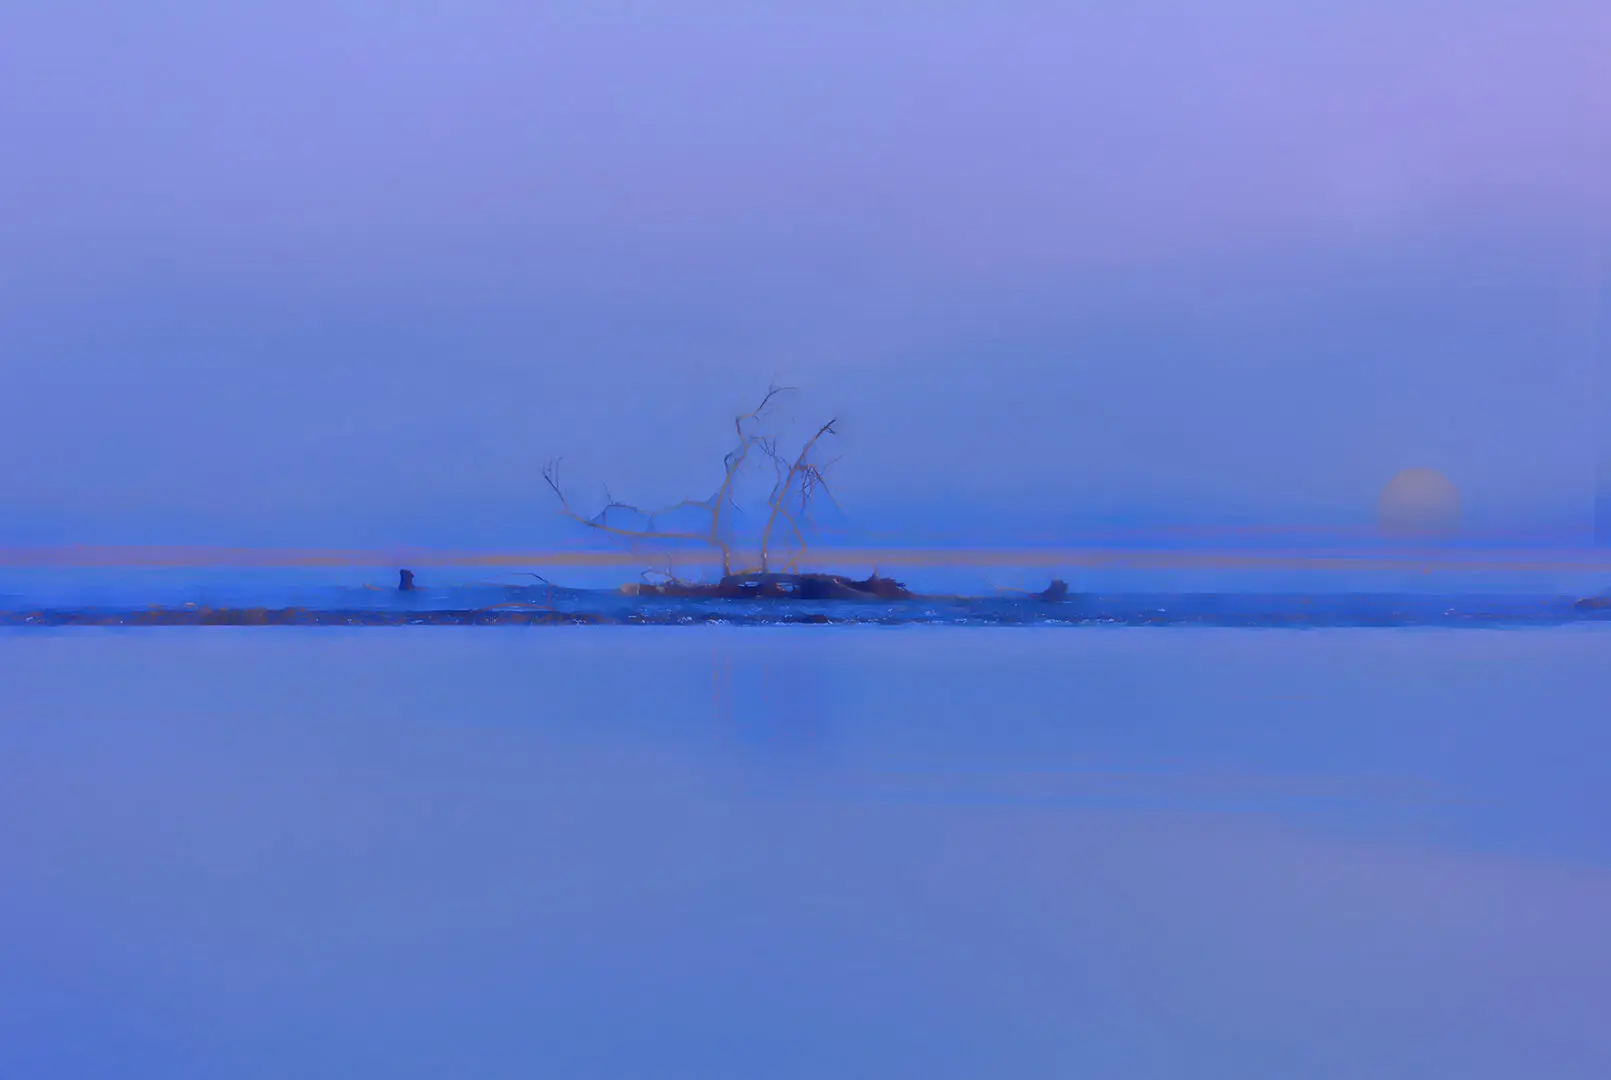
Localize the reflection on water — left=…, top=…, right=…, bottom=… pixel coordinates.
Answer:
left=1, top=627, right=1609, bottom=1078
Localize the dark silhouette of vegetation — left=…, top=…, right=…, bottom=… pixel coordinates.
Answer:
left=622, top=569, right=913, bottom=601
left=1037, top=579, right=1070, bottom=601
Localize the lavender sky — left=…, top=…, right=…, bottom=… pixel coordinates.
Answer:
left=2, top=2, right=1607, bottom=548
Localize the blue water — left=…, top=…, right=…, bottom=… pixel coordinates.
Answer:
left=2, top=627, right=1609, bottom=1077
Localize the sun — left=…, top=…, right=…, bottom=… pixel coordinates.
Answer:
left=1377, top=467, right=1461, bottom=539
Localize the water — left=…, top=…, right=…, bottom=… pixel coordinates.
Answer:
left=2, top=627, right=1609, bottom=1077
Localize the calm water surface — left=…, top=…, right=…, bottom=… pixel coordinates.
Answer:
left=2, top=627, right=1608, bottom=1078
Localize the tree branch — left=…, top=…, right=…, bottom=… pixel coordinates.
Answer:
left=759, top=418, right=838, bottom=572
left=542, top=384, right=843, bottom=582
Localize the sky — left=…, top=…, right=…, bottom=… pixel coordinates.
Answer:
left=2, top=1, right=1608, bottom=548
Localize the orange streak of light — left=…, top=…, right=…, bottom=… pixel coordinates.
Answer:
left=3, top=545, right=1611, bottom=573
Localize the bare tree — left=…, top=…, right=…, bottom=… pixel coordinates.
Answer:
left=757, top=419, right=840, bottom=573
left=542, top=385, right=842, bottom=580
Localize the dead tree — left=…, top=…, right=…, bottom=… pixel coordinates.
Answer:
left=542, top=385, right=842, bottom=580
left=758, top=419, right=840, bottom=574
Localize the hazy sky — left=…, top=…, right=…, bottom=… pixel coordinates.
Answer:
left=2, top=1, right=1607, bottom=546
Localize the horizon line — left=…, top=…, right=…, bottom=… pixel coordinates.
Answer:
left=4, top=544, right=1611, bottom=574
